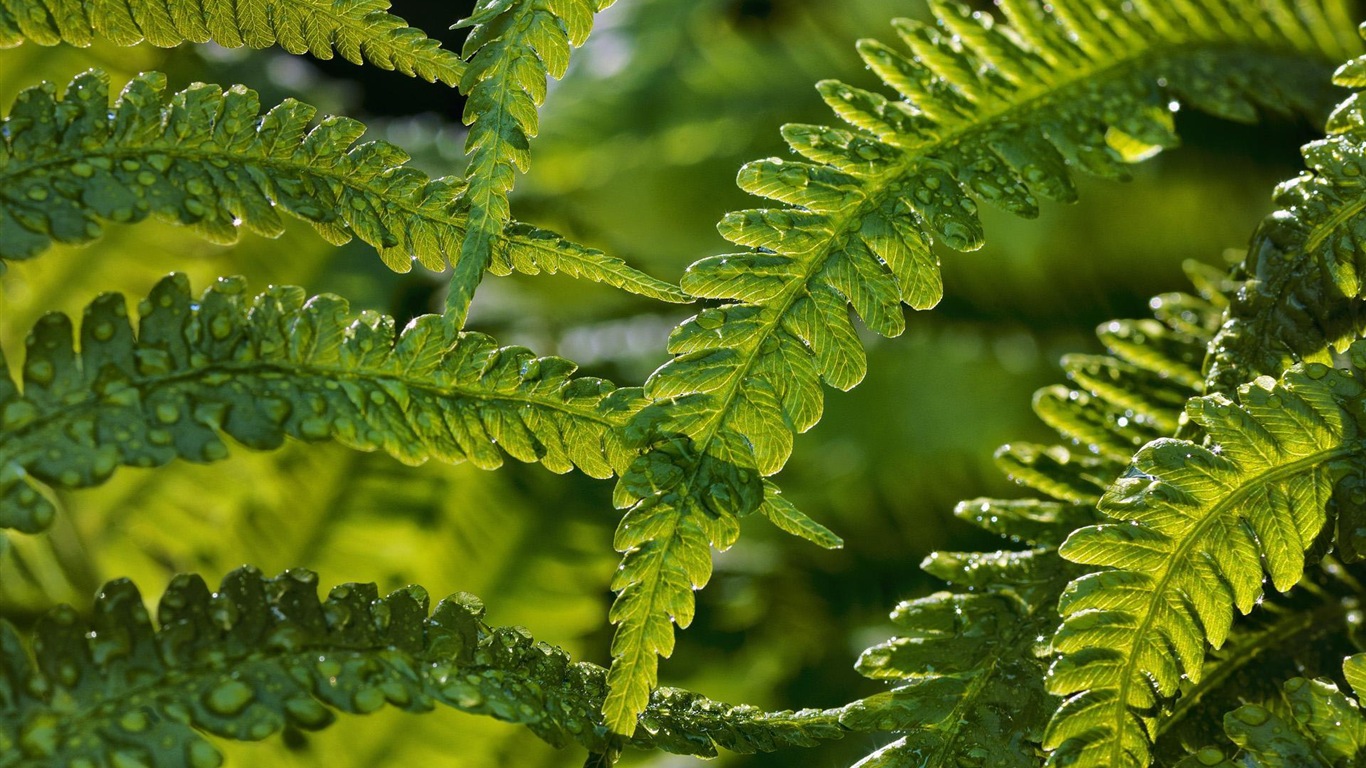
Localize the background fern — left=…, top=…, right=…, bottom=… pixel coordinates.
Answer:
left=4, top=0, right=1366, bottom=765
left=1206, top=46, right=1366, bottom=393
left=840, top=265, right=1218, bottom=767
left=1173, top=654, right=1366, bottom=767
left=448, top=0, right=613, bottom=319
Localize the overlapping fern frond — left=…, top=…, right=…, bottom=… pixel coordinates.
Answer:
left=601, top=0, right=1359, bottom=733
left=0, top=566, right=848, bottom=767
left=0, top=0, right=463, bottom=83
left=1153, top=559, right=1366, bottom=763
left=1042, top=342, right=1366, bottom=768
left=0, top=273, right=642, bottom=535
left=839, top=548, right=1079, bottom=768
left=1173, top=655, right=1366, bottom=767
left=447, top=0, right=614, bottom=319
left=841, top=270, right=1222, bottom=767
left=1205, top=41, right=1366, bottom=394
left=0, top=70, right=685, bottom=302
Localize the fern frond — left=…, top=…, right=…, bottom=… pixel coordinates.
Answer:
left=446, top=0, right=613, bottom=319
left=1042, top=342, right=1366, bottom=768
left=0, top=0, right=463, bottom=83
left=0, top=273, right=642, bottom=534
left=600, top=1, right=1354, bottom=731
left=1205, top=43, right=1366, bottom=393
left=841, top=271, right=1225, bottom=767
left=0, top=70, right=686, bottom=304
left=839, top=548, right=1079, bottom=768
left=0, top=566, right=848, bottom=767
left=963, top=263, right=1223, bottom=551
left=1172, top=659, right=1366, bottom=768
left=1153, top=559, right=1366, bottom=763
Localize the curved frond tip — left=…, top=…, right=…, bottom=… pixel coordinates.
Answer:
left=0, top=0, right=464, bottom=84
left=0, top=273, right=642, bottom=534
left=0, top=566, right=848, bottom=767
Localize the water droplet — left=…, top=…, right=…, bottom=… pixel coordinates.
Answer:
left=692, top=311, right=724, bottom=333
left=1195, top=746, right=1224, bottom=766
left=316, top=657, right=343, bottom=679
left=25, top=360, right=54, bottom=386
left=119, top=711, right=149, bottom=733
left=352, top=687, right=386, bottom=713
left=187, top=740, right=223, bottom=768
left=204, top=679, right=254, bottom=716
left=1233, top=704, right=1270, bottom=726
left=110, top=750, right=151, bottom=768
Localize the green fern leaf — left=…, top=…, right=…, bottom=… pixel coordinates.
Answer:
left=1043, top=343, right=1366, bottom=768
left=841, top=271, right=1226, bottom=768
left=0, top=0, right=464, bottom=84
left=446, top=0, right=613, bottom=319
left=1206, top=45, right=1366, bottom=393
left=1173, top=663, right=1366, bottom=768
left=600, top=0, right=1355, bottom=731
left=840, top=548, right=1079, bottom=768
left=1153, top=559, right=1366, bottom=763
left=0, top=566, right=848, bottom=767
left=0, top=70, right=685, bottom=304
left=0, top=273, right=642, bottom=534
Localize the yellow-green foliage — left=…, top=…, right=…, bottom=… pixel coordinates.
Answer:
left=5, top=0, right=1366, bottom=766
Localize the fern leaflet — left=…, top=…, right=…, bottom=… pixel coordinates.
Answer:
left=0, top=566, right=848, bottom=767
left=602, top=0, right=1356, bottom=733
left=0, top=0, right=464, bottom=84
left=447, top=0, right=612, bottom=320
left=0, top=70, right=685, bottom=303
left=1173, top=656, right=1366, bottom=767
left=1206, top=40, right=1366, bottom=394
left=844, top=269, right=1222, bottom=767
left=1043, top=343, right=1366, bottom=767
left=1153, top=559, right=1366, bottom=763
left=0, top=273, right=641, bottom=534
left=840, top=548, right=1079, bottom=768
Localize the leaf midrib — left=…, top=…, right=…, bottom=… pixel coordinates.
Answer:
left=681, top=30, right=1325, bottom=480
left=0, top=146, right=682, bottom=299
left=1, top=356, right=628, bottom=454
left=1103, top=446, right=1350, bottom=766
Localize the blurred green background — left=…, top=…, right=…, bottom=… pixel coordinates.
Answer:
left=0, top=1, right=1332, bottom=765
